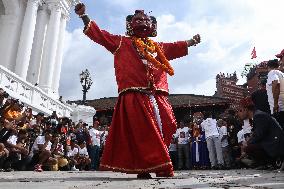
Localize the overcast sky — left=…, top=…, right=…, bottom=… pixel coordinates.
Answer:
left=59, top=0, right=284, bottom=101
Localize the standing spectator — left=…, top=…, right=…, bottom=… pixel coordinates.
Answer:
left=225, top=109, right=242, bottom=162
left=251, top=80, right=271, bottom=114
left=218, top=120, right=232, bottom=169
left=192, top=112, right=210, bottom=169
left=276, top=49, right=284, bottom=71
left=201, top=112, right=224, bottom=169
left=100, top=125, right=109, bottom=158
left=191, top=123, right=202, bottom=169
left=175, top=121, right=191, bottom=170
left=168, top=136, right=177, bottom=170
left=89, top=121, right=101, bottom=170
left=266, top=59, right=284, bottom=128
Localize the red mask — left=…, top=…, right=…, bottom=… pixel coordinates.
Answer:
left=126, top=10, right=157, bottom=38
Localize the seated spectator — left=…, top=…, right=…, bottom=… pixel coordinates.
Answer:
left=239, top=97, right=284, bottom=168
left=4, top=129, right=29, bottom=171
left=76, top=141, right=91, bottom=171
left=16, top=129, right=30, bottom=170
left=29, top=131, right=57, bottom=172
left=67, top=139, right=79, bottom=171
left=29, top=112, right=45, bottom=129
left=0, top=143, right=9, bottom=171
left=2, top=99, right=25, bottom=123
left=51, top=134, right=68, bottom=171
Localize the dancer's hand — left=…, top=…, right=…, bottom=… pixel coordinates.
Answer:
left=193, top=34, right=201, bottom=45
left=187, top=34, right=201, bottom=47
left=75, top=3, right=86, bottom=16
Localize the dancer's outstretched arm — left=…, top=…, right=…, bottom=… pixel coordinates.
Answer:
left=74, top=3, right=122, bottom=54
left=75, top=3, right=90, bottom=31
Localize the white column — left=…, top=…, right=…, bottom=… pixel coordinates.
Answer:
left=0, top=15, right=18, bottom=70
left=27, top=5, right=49, bottom=85
left=38, top=2, right=62, bottom=94
left=15, top=0, right=40, bottom=79
left=51, top=14, right=68, bottom=95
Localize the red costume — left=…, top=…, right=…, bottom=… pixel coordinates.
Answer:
left=84, top=19, right=188, bottom=175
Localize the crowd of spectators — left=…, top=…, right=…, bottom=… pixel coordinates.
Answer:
left=0, top=89, right=108, bottom=172
left=168, top=50, right=284, bottom=171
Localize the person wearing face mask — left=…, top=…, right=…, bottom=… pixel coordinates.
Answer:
left=75, top=3, right=201, bottom=178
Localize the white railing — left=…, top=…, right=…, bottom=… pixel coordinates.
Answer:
left=0, top=65, right=73, bottom=117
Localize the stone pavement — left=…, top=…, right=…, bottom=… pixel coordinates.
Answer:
left=0, top=169, right=283, bottom=189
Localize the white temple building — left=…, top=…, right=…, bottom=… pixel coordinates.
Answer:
left=0, top=0, right=95, bottom=122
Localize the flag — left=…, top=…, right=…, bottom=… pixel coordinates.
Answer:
left=251, top=47, right=257, bottom=59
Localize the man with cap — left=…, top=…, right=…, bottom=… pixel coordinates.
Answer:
left=75, top=3, right=201, bottom=178
left=276, top=49, right=284, bottom=71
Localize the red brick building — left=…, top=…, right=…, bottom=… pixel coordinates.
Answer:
left=246, top=61, right=268, bottom=94
left=215, top=72, right=248, bottom=109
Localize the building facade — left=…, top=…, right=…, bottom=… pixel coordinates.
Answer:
left=246, top=61, right=269, bottom=94
left=0, top=0, right=96, bottom=119
left=0, top=0, right=74, bottom=95
left=215, top=72, right=248, bottom=109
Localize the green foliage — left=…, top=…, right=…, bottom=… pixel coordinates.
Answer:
left=241, top=62, right=256, bottom=78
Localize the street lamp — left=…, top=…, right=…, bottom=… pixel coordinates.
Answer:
left=79, top=69, right=93, bottom=104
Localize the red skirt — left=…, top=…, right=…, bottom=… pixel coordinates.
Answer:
left=99, top=92, right=177, bottom=174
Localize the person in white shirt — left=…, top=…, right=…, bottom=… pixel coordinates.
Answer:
left=76, top=141, right=91, bottom=170
left=217, top=119, right=232, bottom=169
left=242, top=119, right=252, bottom=140
left=30, top=131, right=57, bottom=172
left=266, top=59, right=284, bottom=128
left=4, top=129, right=29, bottom=171
left=88, top=121, right=102, bottom=170
left=276, top=49, right=284, bottom=171
left=175, top=121, right=191, bottom=170
left=201, top=112, right=224, bottom=169
left=67, top=140, right=79, bottom=171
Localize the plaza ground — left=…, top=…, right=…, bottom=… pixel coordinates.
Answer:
left=0, top=169, right=283, bottom=189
